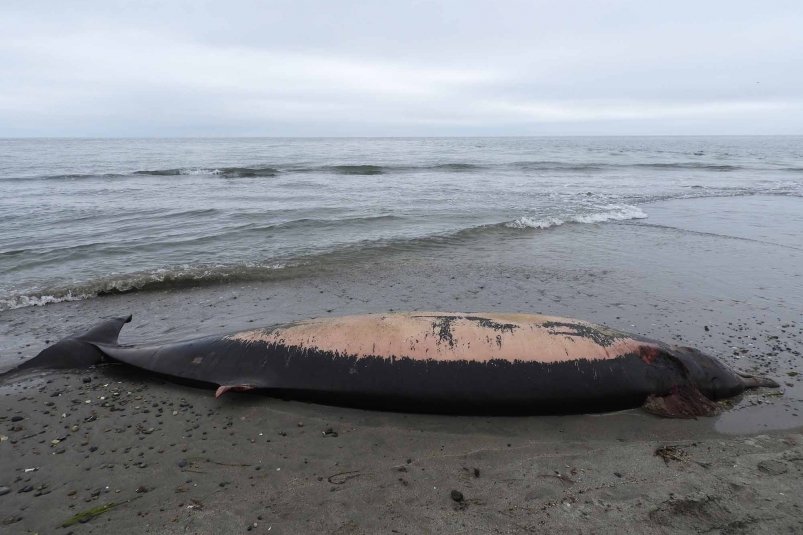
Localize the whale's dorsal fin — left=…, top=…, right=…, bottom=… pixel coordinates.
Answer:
left=77, top=315, right=132, bottom=346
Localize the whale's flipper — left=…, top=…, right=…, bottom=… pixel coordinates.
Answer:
left=1, top=315, right=133, bottom=377
left=215, top=385, right=257, bottom=398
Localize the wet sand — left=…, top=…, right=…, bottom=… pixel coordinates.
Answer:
left=1, top=371, right=801, bottom=534
left=1, top=195, right=802, bottom=532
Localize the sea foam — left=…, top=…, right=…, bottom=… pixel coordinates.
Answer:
left=506, top=204, right=647, bottom=230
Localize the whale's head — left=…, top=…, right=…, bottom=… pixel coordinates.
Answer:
left=671, top=346, right=778, bottom=400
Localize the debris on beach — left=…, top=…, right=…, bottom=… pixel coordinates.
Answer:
left=655, top=445, right=688, bottom=464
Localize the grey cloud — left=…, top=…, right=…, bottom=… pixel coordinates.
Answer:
left=0, top=0, right=801, bottom=136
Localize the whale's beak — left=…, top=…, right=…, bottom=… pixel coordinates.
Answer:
left=738, top=373, right=780, bottom=389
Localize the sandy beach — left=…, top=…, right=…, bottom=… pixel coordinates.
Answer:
left=2, top=194, right=802, bottom=533
left=1, top=370, right=801, bottom=533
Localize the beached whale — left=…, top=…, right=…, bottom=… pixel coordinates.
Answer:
left=3, top=312, right=778, bottom=417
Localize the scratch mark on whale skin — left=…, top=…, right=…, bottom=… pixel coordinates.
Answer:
left=462, top=316, right=518, bottom=333
left=541, top=321, right=626, bottom=347
left=430, top=316, right=457, bottom=348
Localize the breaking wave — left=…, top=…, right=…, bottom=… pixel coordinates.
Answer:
left=0, top=205, right=653, bottom=311
left=135, top=166, right=279, bottom=178
left=133, top=163, right=485, bottom=177
left=505, top=205, right=648, bottom=229
left=127, top=161, right=753, bottom=177
left=11, top=160, right=798, bottom=181
left=0, top=262, right=293, bottom=311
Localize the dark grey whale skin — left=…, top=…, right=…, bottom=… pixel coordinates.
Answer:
left=2, top=315, right=778, bottom=415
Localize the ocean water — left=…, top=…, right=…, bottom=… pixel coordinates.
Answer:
left=0, top=136, right=801, bottom=310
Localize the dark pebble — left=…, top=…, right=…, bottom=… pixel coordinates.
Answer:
left=10, top=416, right=23, bottom=422
left=177, top=459, right=188, bottom=468
left=450, top=490, right=464, bottom=502
left=82, top=377, right=92, bottom=384
left=18, top=485, right=34, bottom=493
left=0, top=486, right=10, bottom=496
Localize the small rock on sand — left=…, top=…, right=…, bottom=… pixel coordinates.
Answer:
left=757, top=459, right=788, bottom=475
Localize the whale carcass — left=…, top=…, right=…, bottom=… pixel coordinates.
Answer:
left=3, top=312, right=778, bottom=417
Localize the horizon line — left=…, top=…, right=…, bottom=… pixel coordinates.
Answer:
left=2, top=133, right=802, bottom=140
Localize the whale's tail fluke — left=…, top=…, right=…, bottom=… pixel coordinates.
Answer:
left=1, top=315, right=133, bottom=378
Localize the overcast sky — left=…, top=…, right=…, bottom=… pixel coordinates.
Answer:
left=1, top=1, right=801, bottom=136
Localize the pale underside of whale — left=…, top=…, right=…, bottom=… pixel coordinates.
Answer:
left=226, top=312, right=651, bottom=363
